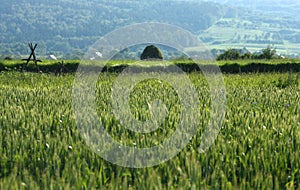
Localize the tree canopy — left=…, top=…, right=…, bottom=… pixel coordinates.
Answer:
left=140, top=45, right=163, bottom=60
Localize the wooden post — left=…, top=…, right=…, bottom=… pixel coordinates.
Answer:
left=22, top=43, right=42, bottom=71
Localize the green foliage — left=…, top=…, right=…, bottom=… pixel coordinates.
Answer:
left=216, top=48, right=241, bottom=60
left=273, top=72, right=300, bottom=88
left=0, top=0, right=225, bottom=57
left=260, top=45, right=277, bottom=60
left=140, top=45, right=163, bottom=60
left=241, top=51, right=252, bottom=59
left=1, top=1, right=300, bottom=58
left=0, top=71, right=299, bottom=189
left=1, top=59, right=300, bottom=74
left=217, top=45, right=278, bottom=60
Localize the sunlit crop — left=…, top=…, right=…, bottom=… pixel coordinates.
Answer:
left=0, top=70, right=299, bottom=189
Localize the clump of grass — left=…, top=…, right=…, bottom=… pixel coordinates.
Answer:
left=274, top=72, right=300, bottom=88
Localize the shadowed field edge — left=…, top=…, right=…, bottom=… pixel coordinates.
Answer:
left=0, top=61, right=299, bottom=73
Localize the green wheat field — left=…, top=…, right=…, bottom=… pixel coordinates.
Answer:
left=0, top=60, right=299, bottom=189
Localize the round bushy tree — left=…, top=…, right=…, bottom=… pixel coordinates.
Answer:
left=216, top=48, right=240, bottom=60
left=140, top=45, right=163, bottom=60
left=261, top=45, right=276, bottom=59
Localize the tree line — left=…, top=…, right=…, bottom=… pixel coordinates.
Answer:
left=216, top=45, right=279, bottom=60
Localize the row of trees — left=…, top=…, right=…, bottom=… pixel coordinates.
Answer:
left=216, top=45, right=278, bottom=60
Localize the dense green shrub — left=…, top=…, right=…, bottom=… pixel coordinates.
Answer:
left=216, top=48, right=240, bottom=60
left=140, top=45, right=163, bottom=60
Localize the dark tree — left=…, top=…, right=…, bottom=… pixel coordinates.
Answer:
left=261, top=45, right=276, bottom=60
left=140, top=45, right=163, bottom=60
left=216, top=48, right=241, bottom=60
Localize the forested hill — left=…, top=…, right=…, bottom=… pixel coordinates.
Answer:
left=0, top=0, right=228, bottom=58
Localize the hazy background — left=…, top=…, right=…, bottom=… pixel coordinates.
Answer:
left=1, top=0, right=299, bottom=59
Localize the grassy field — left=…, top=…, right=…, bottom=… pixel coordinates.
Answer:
left=199, top=18, right=300, bottom=56
left=0, top=60, right=299, bottom=189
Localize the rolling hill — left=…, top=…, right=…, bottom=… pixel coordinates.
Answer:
left=1, top=0, right=300, bottom=59
left=0, top=0, right=226, bottom=59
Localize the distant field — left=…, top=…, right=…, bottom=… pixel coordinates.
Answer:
left=199, top=18, right=300, bottom=56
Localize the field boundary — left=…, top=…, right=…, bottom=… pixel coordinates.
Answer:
left=0, top=60, right=299, bottom=74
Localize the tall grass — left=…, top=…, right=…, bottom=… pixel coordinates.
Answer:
left=0, top=71, right=299, bottom=189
